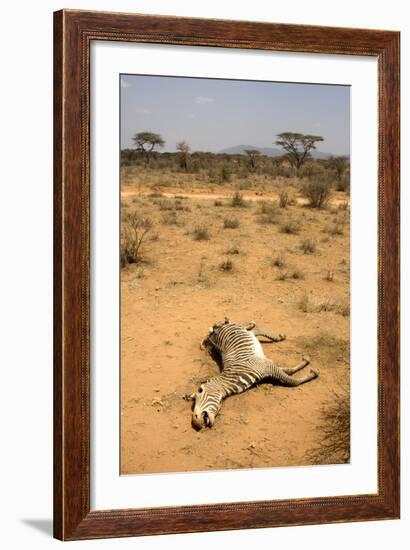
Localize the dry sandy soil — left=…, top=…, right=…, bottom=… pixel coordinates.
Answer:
left=120, top=169, right=350, bottom=475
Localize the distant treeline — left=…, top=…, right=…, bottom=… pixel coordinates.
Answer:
left=120, top=148, right=350, bottom=191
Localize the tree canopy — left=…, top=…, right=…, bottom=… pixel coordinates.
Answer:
left=275, top=132, right=324, bottom=171
left=132, top=131, right=165, bottom=164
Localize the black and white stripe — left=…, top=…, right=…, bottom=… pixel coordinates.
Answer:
left=191, top=319, right=319, bottom=429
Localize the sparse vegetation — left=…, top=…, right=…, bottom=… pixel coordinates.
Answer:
left=300, top=238, right=316, bottom=254
left=276, top=268, right=304, bottom=281
left=301, top=177, right=333, bottom=208
left=226, top=245, right=241, bottom=255
left=257, top=201, right=279, bottom=224
left=121, top=212, right=152, bottom=268
left=231, top=191, right=247, bottom=208
left=327, top=222, right=344, bottom=236
left=279, top=190, right=289, bottom=208
left=223, top=218, right=240, bottom=229
left=219, top=259, right=234, bottom=272
left=220, top=165, right=232, bottom=182
left=272, top=253, right=286, bottom=268
left=192, top=225, right=210, bottom=241
left=327, top=155, right=349, bottom=192
left=280, top=218, right=300, bottom=234
left=158, top=198, right=176, bottom=211
left=162, top=212, right=178, bottom=225
left=306, top=389, right=350, bottom=464
left=298, top=292, right=349, bottom=316
left=121, top=112, right=350, bottom=474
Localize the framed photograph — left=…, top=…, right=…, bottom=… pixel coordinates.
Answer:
left=54, top=9, right=400, bottom=540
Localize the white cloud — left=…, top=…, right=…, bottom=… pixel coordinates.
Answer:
left=195, top=96, right=213, bottom=105
left=187, top=113, right=195, bottom=119
left=135, top=108, right=150, bottom=114
left=120, top=79, right=131, bottom=89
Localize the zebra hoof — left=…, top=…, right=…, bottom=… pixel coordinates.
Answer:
left=310, top=368, right=319, bottom=377
left=279, top=333, right=286, bottom=341
left=302, top=355, right=311, bottom=365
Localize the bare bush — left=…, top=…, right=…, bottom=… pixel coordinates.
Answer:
left=306, top=389, right=350, bottom=464
left=121, top=213, right=152, bottom=268
left=301, top=177, right=333, bottom=208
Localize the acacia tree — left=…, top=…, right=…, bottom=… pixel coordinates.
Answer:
left=132, top=131, right=165, bottom=165
left=176, top=140, right=190, bottom=171
left=275, top=132, right=324, bottom=173
left=244, top=149, right=261, bottom=171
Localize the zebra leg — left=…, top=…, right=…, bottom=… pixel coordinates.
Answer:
left=282, top=356, right=310, bottom=375
left=265, top=361, right=319, bottom=386
left=250, top=325, right=286, bottom=343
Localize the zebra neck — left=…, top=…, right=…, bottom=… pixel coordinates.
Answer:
left=208, top=372, right=258, bottom=398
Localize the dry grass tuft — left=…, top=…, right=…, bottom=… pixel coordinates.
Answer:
left=223, top=218, right=240, bottom=229
left=276, top=268, right=304, bottom=281
left=279, top=190, right=289, bottom=208
left=272, top=253, right=286, bottom=268
left=230, top=192, right=248, bottom=208
left=257, top=201, right=280, bottom=224
left=192, top=225, right=211, bottom=241
left=280, top=218, right=300, bottom=234
left=300, top=238, right=316, bottom=254
left=298, top=292, right=349, bottom=316
left=226, top=245, right=241, bottom=255
left=219, top=258, right=234, bottom=272
left=161, top=211, right=178, bottom=225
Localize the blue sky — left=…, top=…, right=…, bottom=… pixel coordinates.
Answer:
left=120, top=74, right=350, bottom=155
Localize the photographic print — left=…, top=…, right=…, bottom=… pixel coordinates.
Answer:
left=120, top=74, right=351, bottom=475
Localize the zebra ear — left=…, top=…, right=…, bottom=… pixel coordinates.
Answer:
left=224, top=317, right=230, bottom=323
left=182, top=393, right=195, bottom=401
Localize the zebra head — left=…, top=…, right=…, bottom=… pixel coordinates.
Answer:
left=191, top=381, right=223, bottom=430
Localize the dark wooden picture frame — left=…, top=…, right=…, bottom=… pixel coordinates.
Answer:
left=54, top=9, right=400, bottom=541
